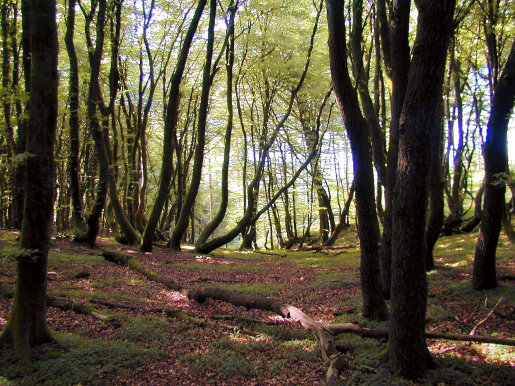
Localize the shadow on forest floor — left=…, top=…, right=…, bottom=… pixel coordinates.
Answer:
left=0, top=228, right=513, bottom=384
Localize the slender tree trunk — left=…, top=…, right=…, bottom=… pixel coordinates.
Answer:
left=195, top=2, right=238, bottom=250
left=0, top=0, right=57, bottom=358
left=473, top=41, right=515, bottom=290
left=13, top=0, right=32, bottom=230
left=169, top=0, right=216, bottom=251
left=65, top=0, right=85, bottom=232
left=389, top=0, right=455, bottom=378
left=326, top=0, right=387, bottom=321
left=140, top=0, right=207, bottom=252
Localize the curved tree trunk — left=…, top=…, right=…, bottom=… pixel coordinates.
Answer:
left=169, top=0, right=217, bottom=251
left=0, top=0, right=57, bottom=358
left=140, top=0, right=208, bottom=252
left=195, top=2, right=238, bottom=250
left=389, top=0, right=455, bottom=378
left=326, top=0, right=387, bottom=321
left=473, top=41, right=515, bottom=290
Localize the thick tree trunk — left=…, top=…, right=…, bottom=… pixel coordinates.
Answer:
left=0, top=0, right=57, bottom=358
left=389, top=0, right=455, bottom=379
left=326, top=0, right=387, bottom=321
left=140, top=0, right=207, bottom=252
left=473, top=41, right=515, bottom=290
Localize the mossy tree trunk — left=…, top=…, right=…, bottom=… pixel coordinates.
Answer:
left=0, top=0, right=58, bottom=358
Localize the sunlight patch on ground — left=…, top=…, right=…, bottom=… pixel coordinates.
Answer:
left=159, top=290, right=188, bottom=302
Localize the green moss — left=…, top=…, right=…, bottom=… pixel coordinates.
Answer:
left=0, top=333, right=163, bottom=385
left=426, top=304, right=454, bottom=323
left=187, top=350, right=253, bottom=377
left=216, top=282, right=281, bottom=296
left=115, top=316, right=170, bottom=347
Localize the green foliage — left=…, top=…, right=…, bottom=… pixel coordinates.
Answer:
left=0, top=333, right=163, bottom=385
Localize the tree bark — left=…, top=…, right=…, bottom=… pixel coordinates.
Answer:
left=195, top=2, right=238, bottom=250
left=425, top=100, right=445, bottom=271
left=65, top=0, right=85, bottom=232
left=140, top=0, right=208, bottom=252
left=0, top=0, right=58, bottom=358
left=473, top=41, right=515, bottom=290
left=389, top=0, right=455, bottom=378
left=379, top=0, right=412, bottom=300
left=169, top=0, right=217, bottom=251
left=326, top=0, right=387, bottom=321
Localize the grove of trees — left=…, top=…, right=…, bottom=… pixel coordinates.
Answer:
left=0, top=0, right=514, bottom=380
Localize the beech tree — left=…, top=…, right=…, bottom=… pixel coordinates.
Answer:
left=0, top=0, right=58, bottom=358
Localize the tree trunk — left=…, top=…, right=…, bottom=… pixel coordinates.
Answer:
left=326, top=0, right=387, bottom=321
left=473, top=41, right=515, bottom=290
left=0, top=0, right=57, bottom=358
left=323, top=182, right=355, bottom=247
left=65, top=0, right=85, bottom=232
left=140, top=0, right=207, bottom=252
left=194, top=2, right=238, bottom=250
left=389, top=0, right=455, bottom=379
left=425, top=100, right=445, bottom=271
left=379, top=0, right=412, bottom=300
left=169, top=0, right=216, bottom=251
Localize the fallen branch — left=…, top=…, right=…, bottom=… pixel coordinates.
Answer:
left=46, top=295, right=111, bottom=321
left=324, top=323, right=515, bottom=346
left=469, top=297, right=503, bottom=336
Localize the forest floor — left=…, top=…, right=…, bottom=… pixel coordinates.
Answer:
left=0, top=228, right=514, bottom=385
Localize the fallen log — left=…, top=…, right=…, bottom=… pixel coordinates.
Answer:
left=102, top=248, right=515, bottom=383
